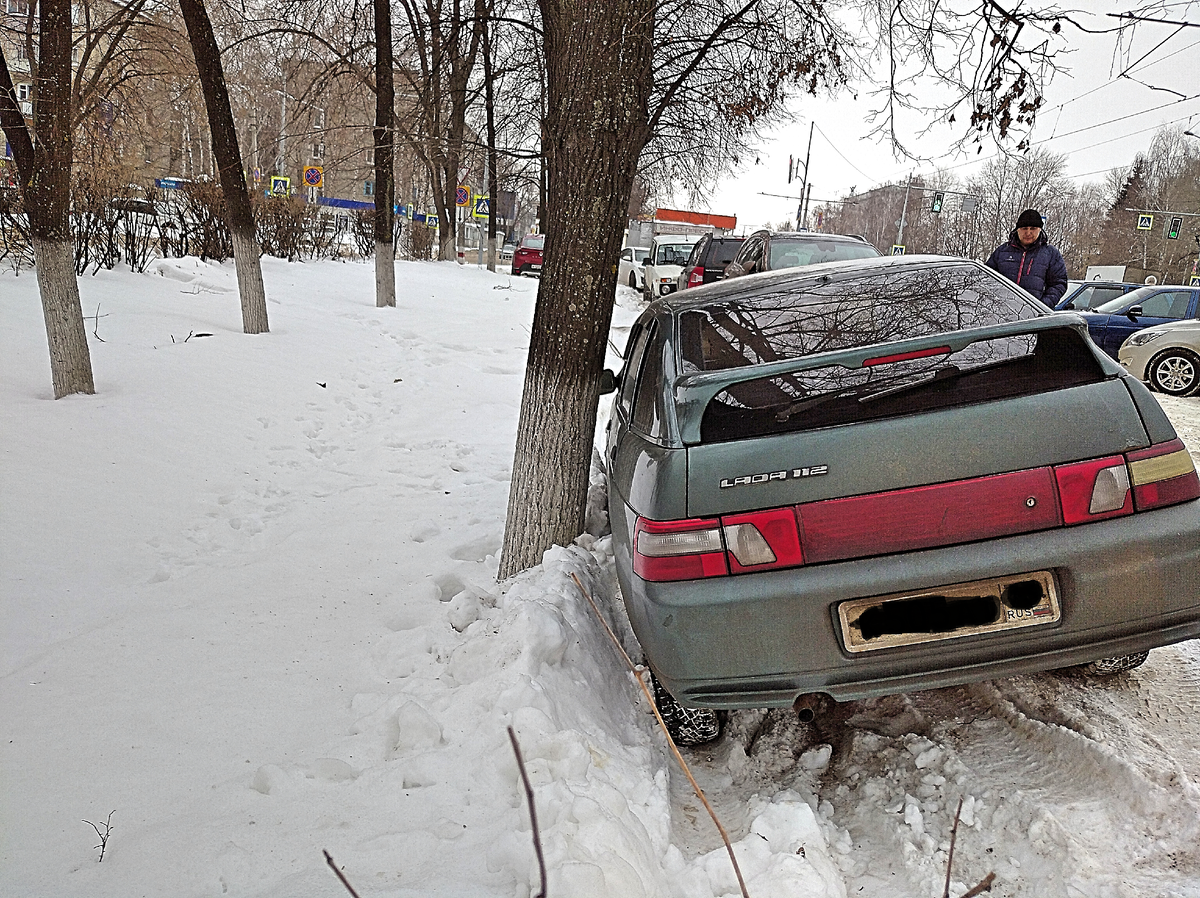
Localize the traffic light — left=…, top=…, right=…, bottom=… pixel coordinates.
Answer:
left=931, top=192, right=944, bottom=214
left=1168, top=216, right=1182, bottom=240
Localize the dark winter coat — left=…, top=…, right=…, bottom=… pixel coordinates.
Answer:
left=984, top=231, right=1069, bottom=307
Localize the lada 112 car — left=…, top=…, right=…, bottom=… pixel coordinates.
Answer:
left=603, top=255, right=1200, bottom=744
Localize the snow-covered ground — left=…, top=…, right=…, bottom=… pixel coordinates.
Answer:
left=3, top=257, right=1199, bottom=898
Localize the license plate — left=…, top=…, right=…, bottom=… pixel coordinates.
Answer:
left=838, top=571, right=1060, bottom=653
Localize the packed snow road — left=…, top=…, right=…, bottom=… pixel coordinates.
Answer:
left=643, top=396, right=1200, bottom=898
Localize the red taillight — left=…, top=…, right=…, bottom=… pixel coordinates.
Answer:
left=1126, top=439, right=1200, bottom=511
left=722, top=508, right=804, bottom=574
left=798, top=468, right=1060, bottom=564
left=634, top=517, right=727, bottom=582
left=687, top=266, right=705, bottom=288
left=1054, top=455, right=1133, bottom=525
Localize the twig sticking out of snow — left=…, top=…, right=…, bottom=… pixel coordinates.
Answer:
left=570, top=573, right=751, bottom=898
left=323, top=849, right=363, bottom=898
left=943, top=796, right=995, bottom=898
left=83, top=811, right=114, bottom=862
left=508, top=726, right=548, bottom=898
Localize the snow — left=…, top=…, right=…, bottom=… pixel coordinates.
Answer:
left=3, top=257, right=1200, bottom=898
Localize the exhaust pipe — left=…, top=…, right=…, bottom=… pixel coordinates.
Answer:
left=793, top=692, right=832, bottom=723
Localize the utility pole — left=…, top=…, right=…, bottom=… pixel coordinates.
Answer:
left=797, top=122, right=813, bottom=230
left=896, top=173, right=913, bottom=248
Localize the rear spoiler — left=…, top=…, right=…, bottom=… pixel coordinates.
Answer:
left=673, top=313, right=1114, bottom=445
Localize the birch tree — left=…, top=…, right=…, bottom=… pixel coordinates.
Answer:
left=178, top=0, right=270, bottom=334
left=0, top=6, right=94, bottom=398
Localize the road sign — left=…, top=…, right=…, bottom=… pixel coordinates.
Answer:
left=472, top=195, right=489, bottom=219
left=1168, top=216, right=1183, bottom=240
left=891, top=245, right=906, bottom=256
left=961, top=196, right=979, bottom=214
left=455, top=185, right=470, bottom=207
left=155, top=177, right=188, bottom=190
left=931, top=192, right=944, bottom=213
left=1192, top=275, right=1200, bottom=286
left=426, top=214, right=439, bottom=229
left=303, top=165, right=323, bottom=188
left=270, top=176, right=290, bottom=196
left=1137, top=213, right=1154, bottom=230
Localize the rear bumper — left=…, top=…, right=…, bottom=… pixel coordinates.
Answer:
left=615, top=499, right=1200, bottom=707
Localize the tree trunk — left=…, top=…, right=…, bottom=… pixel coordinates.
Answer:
left=1, top=9, right=95, bottom=399
left=498, top=0, right=653, bottom=578
left=178, top=0, right=269, bottom=335
left=374, top=0, right=397, bottom=307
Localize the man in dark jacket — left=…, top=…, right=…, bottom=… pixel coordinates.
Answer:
left=985, top=209, right=1069, bottom=307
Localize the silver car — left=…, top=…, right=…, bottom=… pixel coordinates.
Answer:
left=1119, top=319, right=1200, bottom=397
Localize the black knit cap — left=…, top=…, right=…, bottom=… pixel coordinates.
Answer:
left=1016, top=209, right=1043, bottom=228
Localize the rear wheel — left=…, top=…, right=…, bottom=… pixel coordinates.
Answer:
left=629, top=272, right=638, bottom=288
left=1067, top=651, right=1150, bottom=677
left=1148, top=349, right=1200, bottom=396
left=649, top=671, right=721, bottom=746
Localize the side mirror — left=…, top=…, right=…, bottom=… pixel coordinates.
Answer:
left=1126, top=305, right=1142, bottom=321
left=599, top=369, right=619, bottom=395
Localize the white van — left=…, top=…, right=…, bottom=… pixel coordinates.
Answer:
left=642, top=234, right=701, bottom=301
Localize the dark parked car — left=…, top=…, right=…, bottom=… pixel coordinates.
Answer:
left=724, top=230, right=879, bottom=279
left=1055, top=280, right=1142, bottom=311
left=1081, top=284, right=1200, bottom=359
left=603, top=255, right=1200, bottom=744
left=676, top=235, right=745, bottom=292
left=511, top=234, right=545, bottom=276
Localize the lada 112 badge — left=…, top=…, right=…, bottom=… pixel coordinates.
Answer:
left=720, top=465, right=828, bottom=489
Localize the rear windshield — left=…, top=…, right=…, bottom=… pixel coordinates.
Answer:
left=710, top=240, right=744, bottom=266
left=681, top=265, right=1107, bottom=442
left=769, top=237, right=879, bottom=269
left=680, top=264, right=1037, bottom=372
left=521, top=235, right=545, bottom=249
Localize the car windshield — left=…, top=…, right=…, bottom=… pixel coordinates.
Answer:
left=768, top=238, right=879, bottom=269
left=1092, top=286, right=1154, bottom=314
left=656, top=244, right=693, bottom=266
left=521, top=235, right=545, bottom=250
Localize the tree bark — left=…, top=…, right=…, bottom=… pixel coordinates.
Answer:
left=498, top=0, right=653, bottom=578
left=178, top=0, right=269, bottom=335
left=374, top=0, right=397, bottom=307
left=1, top=13, right=95, bottom=399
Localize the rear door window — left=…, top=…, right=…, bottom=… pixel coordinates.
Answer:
left=617, top=323, right=649, bottom=421
left=631, top=324, right=667, bottom=440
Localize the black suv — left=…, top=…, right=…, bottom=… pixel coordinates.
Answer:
left=724, top=230, right=879, bottom=278
left=675, top=235, right=745, bottom=291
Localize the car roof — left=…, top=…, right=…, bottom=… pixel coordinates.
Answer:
left=749, top=230, right=871, bottom=244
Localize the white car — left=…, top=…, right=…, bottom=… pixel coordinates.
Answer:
left=1118, top=318, right=1200, bottom=397
left=618, top=246, right=650, bottom=290
left=642, top=234, right=701, bottom=301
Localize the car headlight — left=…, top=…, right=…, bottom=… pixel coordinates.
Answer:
left=1126, top=330, right=1164, bottom=347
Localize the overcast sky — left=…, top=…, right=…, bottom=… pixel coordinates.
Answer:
left=699, top=1, right=1200, bottom=232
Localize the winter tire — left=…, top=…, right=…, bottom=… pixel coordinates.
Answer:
left=649, top=671, right=720, bottom=746
left=1074, top=651, right=1150, bottom=676
left=629, top=272, right=638, bottom=289
left=1148, top=349, right=1200, bottom=397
